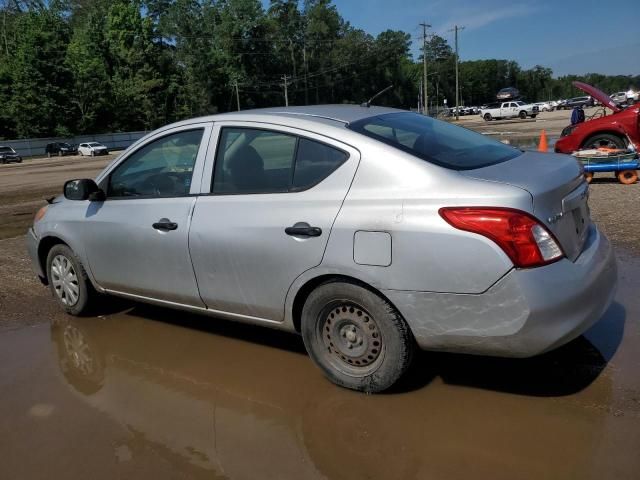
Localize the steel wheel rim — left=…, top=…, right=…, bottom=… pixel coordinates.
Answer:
left=63, top=325, right=94, bottom=375
left=319, top=301, right=384, bottom=376
left=51, top=254, right=79, bottom=306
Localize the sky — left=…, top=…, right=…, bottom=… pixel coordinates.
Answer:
left=266, top=0, right=639, bottom=77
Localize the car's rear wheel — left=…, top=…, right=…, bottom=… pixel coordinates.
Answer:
left=519, top=111, right=527, bottom=119
left=582, top=133, right=627, bottom=150
left=46, top=244, right=95, bottom=315
left=483, top=113, right=492, bottom=121
left=301, top=281, right=415, bottom=393
left=617, top=170, right=638, bottom=185
left=531, top=114, right=537, bottom=118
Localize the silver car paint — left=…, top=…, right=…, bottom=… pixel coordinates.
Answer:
left=189, top=121, right=362, bottom=321
left=28, top=105, right=617, bottom=357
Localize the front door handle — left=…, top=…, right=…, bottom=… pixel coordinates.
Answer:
left=285, top=222, right=322, bottom=237
left=152, top=218, right=178, bottom=231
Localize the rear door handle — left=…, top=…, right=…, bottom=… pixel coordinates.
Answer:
left=285, top=222, right=322, bottom=237
left=152, top=218, right=178, bottom=231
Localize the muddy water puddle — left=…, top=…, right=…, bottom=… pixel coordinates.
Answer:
left=1, top=251, right=639, bottom=479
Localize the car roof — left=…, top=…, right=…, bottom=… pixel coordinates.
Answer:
left=163, top=105, right=404, bottom=130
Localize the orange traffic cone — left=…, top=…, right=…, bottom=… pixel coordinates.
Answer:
left=538, top=130, right=548, bottom=152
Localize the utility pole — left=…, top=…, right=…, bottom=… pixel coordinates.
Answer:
left=281, top=74, right=290, bottom=107
left=419, top=22, right=431, bottom=115
left=233, top=80, right=240, bottom=111
left=303, top=43, right=309, bottom=105
left=449, top=25, right=465, bottom=120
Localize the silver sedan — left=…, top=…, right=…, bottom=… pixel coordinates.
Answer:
left=27, top=105, right=617, bottom=392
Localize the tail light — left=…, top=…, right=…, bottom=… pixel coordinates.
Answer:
left=439, top=207, right=564, bottom=268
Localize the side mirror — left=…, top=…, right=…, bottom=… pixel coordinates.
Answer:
left=63, top=179, right=105, bottom=201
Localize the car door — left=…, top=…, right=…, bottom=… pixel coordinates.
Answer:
left=189, top=123, right=360, bottom=321
left=83, top=123, right=213, bottom=306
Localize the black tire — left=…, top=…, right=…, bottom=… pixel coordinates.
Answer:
left=483, top=113, right=492, bottom=121
left=46, top=244, right=95, bottom=315
left=301, top=281, right=415, bottom=393
left=519, top=111, right=527, bottom=119
left=582, top=133, right=627, bottom=150
left=531, top=114, right=537, bottom=118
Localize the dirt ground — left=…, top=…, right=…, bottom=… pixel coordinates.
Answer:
left=1, top=120, right=639, bottom=479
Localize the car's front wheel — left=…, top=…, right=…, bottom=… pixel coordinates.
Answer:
left=519, top=111, right=527, bottom=119
left=301, top=281, right=415, bottom=393
left=582, top=133, right=627, bottom=150
left=46, top=244, right=95, bottom=315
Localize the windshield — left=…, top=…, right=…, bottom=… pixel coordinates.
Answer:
left=0, top=146, right=13, bottom=153
left=348, top=112, right=521, bottom=170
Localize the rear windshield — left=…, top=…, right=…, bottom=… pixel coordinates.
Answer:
left=348, top=112, right=521, bottom=170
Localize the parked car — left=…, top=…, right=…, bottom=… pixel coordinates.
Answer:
left=496, top=87, right=520, bottom=100
left=610, top=91, right=628, bottom=104
left=78, top=142, right=109, bottom=156
left=27, top=105, right=617, bottom=393
left=0, top=145, right=22, bottom=164
left=556, top=96, right=594, bottom=110
left=45, top=142, right=78, bottom=157
left=556, top=81, right=640, bottom=153
left=534, top=102, right=553, bottom=112
left=480, top=101, right=539, bottom=120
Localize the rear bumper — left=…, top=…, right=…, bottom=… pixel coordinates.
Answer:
left=26, top=227, right=46, bottom=282
left=385, top=225, right=617, bottom=357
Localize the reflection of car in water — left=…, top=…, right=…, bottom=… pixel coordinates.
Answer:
left=49, top=311, right=613, bottom=479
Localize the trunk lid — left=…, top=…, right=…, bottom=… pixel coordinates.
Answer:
left=461, top=151, right=590, bottom=261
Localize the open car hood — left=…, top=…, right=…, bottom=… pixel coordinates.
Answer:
left=573, top=81, right=621, bottom=113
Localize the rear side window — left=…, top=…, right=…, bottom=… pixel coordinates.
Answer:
left=293, top=138, right=348, bottom=190
left=348, top=112, right=520, bottom=170
left=212, top=128, right=347, bottom=194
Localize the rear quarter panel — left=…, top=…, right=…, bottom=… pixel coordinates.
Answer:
left=312, top=139, right=532, bottom=294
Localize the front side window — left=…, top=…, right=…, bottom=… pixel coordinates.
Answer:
left=212, top=128, right=347, bottom=194
left=349, top=112, right=521, bottom=170
left=108, top=129, right=203, bottom=198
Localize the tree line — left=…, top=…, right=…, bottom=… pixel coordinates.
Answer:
left=1, top=0, right=638, bottom=139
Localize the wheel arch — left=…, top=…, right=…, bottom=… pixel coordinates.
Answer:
left=580, top=129, right=629, bottom=148
left=289, top=273, right=403, bottom=334
left=37, top=235, right=69, bottom=284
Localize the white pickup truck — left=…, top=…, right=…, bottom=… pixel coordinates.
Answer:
left=479, top=101, right=539, bottom=121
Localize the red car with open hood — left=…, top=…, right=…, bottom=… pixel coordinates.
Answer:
left=554, top=81, right=640, bottom=154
